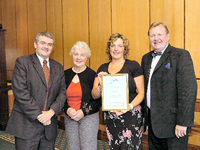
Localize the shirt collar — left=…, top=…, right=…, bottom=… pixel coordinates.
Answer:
left=36, top=53, right=49, bottom=67
left=153, top=43, right=169, bottom=55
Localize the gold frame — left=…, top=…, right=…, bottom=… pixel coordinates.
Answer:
left=102, top=73, right=129, bottom=111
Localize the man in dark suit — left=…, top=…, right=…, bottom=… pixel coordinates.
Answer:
left=6, top=32, right=66, bottom=150
left=141, top=22, right=197, bottom=150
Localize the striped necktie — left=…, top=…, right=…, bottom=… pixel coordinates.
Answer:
left=43, top=60, right=50, bottom=110
left=43, top=60, right=50, bottom=86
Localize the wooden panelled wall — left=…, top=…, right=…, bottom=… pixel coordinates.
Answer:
left=0, top=0, right=200, bottom=128
left=1, top=0, right=200, bottom=97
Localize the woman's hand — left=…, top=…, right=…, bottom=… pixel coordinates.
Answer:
left=92, top=71, right=108, bottom=99
left=71, top=109, right=84, bottom=121
left=110, top=110, right=128, bottom=116
left=67, top=108, right=84, bottom=121
left=97, top=71, right=108, bottom=87
left=110, top=104, right=133, bottom=116
left=67, top=107, right=77, bottom=118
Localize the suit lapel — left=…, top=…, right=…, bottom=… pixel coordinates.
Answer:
left=49, top=59, right=56, bottom=89
left=145, top=53, right=153, bottom=78
left=147, top=55, right=153, bottom=71
left=153, top=45, right=171, bottom=73
left=31, top=54, right=47, bottom=87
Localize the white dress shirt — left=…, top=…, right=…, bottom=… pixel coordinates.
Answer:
left=146, top=44, right=168, bottom=108
left=36, top=53, right=50, bottom=69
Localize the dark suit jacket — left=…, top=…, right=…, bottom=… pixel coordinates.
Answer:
left=6, top=53, right=66, bottom=140
left=141, top=44, right=197, bottom=138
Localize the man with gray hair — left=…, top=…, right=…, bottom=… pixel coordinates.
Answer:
left=6, top=32, right=66, bottom=150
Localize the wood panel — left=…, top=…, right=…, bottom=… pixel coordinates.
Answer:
left=150, top=0, right=184, bottom=49
left=89, top=0, right=111, bottom=71
left=197, top=80, right=200, bottom=99
left=166, top=0, right=184, bottom=49
left=112, top=0, right=149, bottom=63
left=27, top=0, right=46, bottom=54
left=150, top=0, right=167, bottom=23
left=63, top=0, right=89, bottom=69
left=47, top=0, right=63, bottom=65
left=189, top=111, right=200, bottom=148
left=16, top=0, right=29, bottom=57
left=89, top=1, right=111, bottom=141
left=0, top=0, right=2, bottom=23
left=195, top=99, right=200, bottom=112
left=1, top=0, right=17, bottom=81
left=8, top=89, right=14, bottom=116
left=185, top=0, right=200, bottom=78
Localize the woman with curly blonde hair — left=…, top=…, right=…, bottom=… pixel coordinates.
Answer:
left=92, top=33, right=144, bottom=150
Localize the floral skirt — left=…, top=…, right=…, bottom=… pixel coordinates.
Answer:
left=105, top=105, right=143, bottom=150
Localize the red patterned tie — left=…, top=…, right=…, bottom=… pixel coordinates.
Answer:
left=43, top=60, right=50, bottom=86
left=43, top=60, right=50, bottom=110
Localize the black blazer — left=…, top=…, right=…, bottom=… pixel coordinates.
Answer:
left=141, top=44, right=197, bottom=138
left=6, top=54, right=66, bottom=140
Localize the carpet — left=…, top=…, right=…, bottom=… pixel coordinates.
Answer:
left=0, top=129, right=109, bottom=150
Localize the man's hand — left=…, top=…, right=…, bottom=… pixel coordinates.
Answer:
left=175, top=125, right=187, bottom=138
left=43, top=119, right=51, bottom=126
left=37, top=109, right=55, bottom=125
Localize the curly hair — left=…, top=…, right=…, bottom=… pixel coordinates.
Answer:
left=106, top=33, right=129, bottom=61
left=70, top=41, right=91, bottom=58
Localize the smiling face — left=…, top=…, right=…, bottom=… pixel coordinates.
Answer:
left=72, top=48, right=87, bottom=69
left=149, top=25, right=170, bottom=52
left=110, top=38, right=125, bottom=61
left=34, top=36, right=54, bottom=59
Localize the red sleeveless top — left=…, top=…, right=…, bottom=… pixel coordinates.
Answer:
left=66, top=81, right=82, bottom=110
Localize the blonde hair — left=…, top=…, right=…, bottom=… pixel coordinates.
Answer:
left=148, top=21, right=169, bottom=36
left=106, top=33, right=129, bottom=61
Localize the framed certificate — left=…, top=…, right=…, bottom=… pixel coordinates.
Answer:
left=102, top=73, right=129, bottom=111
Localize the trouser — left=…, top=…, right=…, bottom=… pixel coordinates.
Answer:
left=65, top=112, right=99, bottom=150
left=15, top=125, right=55, bottom=150
left=147, top=108, right=189, bottom=150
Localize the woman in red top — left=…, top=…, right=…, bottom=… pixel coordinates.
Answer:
left=63, top=41, right=101, bottom=150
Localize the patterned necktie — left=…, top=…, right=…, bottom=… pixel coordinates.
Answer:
left=151, top=51, right=162, bottom=57
left=43, top=60, right=50, bottom=110
left=43, top=60, right=50, bottom=86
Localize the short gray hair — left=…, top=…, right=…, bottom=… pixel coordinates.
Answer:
left=70, top=41, right=91, bottom=58
left=35, top=31, right=55, bottom=44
